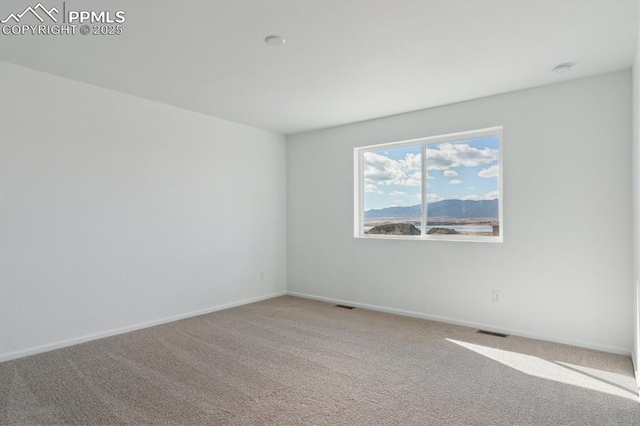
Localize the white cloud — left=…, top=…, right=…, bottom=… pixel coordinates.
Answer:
left=363, top=152, right=422, bottom=187
left=478, top=164, right=499, bottom=178
left=426, top=193, right=443, bottom=203
left=404, top=152, right=421, bottom=170
left=466, top=186, right=475, bottom=190
left=390, top=190, right=408, bottom=196
left=461, top=190, right=499, bottom=201
left=444, top=170, right=458, bottom=177
left=449, top=179, right=462, bottom=185
left=365, top=183, right=382, bottom=193
left=426, top=143, right=498, bottom=171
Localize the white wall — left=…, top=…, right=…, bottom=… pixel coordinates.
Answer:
left=0, top=62, right=287, bottom=361
left=288, top=70, right=633, bottom=354
left=633, top=18, right=640, bottom=379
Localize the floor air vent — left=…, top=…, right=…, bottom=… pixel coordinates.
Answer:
left=476, top=329, right=508, bottom=338
left=335, top=304, right=355, bottom=310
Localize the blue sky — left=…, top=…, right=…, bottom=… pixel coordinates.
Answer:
left=363, top=136, right=499, bottom=210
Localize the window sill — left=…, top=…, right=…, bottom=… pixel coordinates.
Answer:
left=354, top=234, right=503, bottom=243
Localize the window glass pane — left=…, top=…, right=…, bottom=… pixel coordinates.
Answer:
left=425, top=136, right=500, bottom=237
left=363, top=145, right=422, bottom=236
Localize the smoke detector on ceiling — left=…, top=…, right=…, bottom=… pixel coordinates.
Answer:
left=552, top=63, right=573, bottom=75
left=265, top=35, right=285, bottom=47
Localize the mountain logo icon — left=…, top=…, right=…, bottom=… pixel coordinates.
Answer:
left=1, top=3, right=59, bottom=24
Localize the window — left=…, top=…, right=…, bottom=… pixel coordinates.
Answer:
left=354, top=127, right=502, bottom=242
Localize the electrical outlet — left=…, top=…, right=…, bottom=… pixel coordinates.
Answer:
left=492, top=290, right=501, bottom=303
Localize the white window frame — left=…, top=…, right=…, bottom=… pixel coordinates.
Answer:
left=354, top=126, right=503, bottom=243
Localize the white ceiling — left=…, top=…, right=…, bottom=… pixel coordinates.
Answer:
left=1, top=1, right=638, bottom=135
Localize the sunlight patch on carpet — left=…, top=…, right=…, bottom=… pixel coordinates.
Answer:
left=446, top=339, right=639, bottom=401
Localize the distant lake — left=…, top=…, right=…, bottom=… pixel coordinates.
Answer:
left=364, top=225, right=493, bottom=233
left=427, top=225, right=493, bottom=233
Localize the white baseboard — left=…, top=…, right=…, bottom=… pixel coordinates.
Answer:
left=3, top=290, right=631, bottom=363
left=0, top=291, right=287, bottom=363
left=632, top=352, right=640, bottom=393
left=287, top=291, right=631, bottom=357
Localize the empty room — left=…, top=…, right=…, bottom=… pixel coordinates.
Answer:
left=1, top=0, right=640, bottom=424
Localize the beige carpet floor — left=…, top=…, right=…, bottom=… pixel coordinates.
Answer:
left=1, top=296, right=639, bottom=425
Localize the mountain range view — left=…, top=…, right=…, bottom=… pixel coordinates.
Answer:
left=364, top=199, right=498, bottom=221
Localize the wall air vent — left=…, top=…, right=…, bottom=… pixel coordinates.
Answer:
left=476, top=329, right=508, bottom=338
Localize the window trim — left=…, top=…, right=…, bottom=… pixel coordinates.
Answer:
left=354, top=126, right=503, bottom=243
